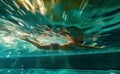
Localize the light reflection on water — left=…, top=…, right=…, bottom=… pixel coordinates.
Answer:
left=0, top=0, right=120, bottom=72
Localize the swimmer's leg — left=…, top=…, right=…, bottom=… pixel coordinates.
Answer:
left=21, top=37, right=50, bottom=49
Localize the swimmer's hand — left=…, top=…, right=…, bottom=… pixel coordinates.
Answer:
left=98, top=45, right=105, bottom=48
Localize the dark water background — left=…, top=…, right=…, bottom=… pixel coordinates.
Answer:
left=0, top=0, right=120, bottom=74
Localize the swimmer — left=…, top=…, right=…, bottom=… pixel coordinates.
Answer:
left=21, top=31, right=105, bottom=50
left=0, top=24, right=105, bottom=50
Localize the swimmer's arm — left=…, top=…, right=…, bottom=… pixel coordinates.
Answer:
left=22, top=38, right=50, bottom=49
left=75, top=43, right=105, bottom=49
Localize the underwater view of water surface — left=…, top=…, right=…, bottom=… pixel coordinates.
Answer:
left=0, top=0, right=120, bottom=74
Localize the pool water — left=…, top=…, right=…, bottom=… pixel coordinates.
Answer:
left=0, top=0, right=120, bottom=74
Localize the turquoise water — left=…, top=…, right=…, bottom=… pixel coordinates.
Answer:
left=0, top=69, right=120, bottom=74
left=0, top=0, right=120, bottom=74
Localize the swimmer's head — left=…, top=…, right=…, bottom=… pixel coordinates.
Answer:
left=73, top=37, right=84, bottom=43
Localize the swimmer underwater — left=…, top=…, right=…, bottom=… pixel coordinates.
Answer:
left=0, top=24, right=105, bottom=50
left=20, top=25, right=105, bottom=50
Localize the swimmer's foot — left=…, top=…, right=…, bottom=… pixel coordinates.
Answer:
left=19, top=35, right=28, bottom=40
left=16, top=33, right=29, bottom=40
left=20, top=36, right=29, bottom=41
